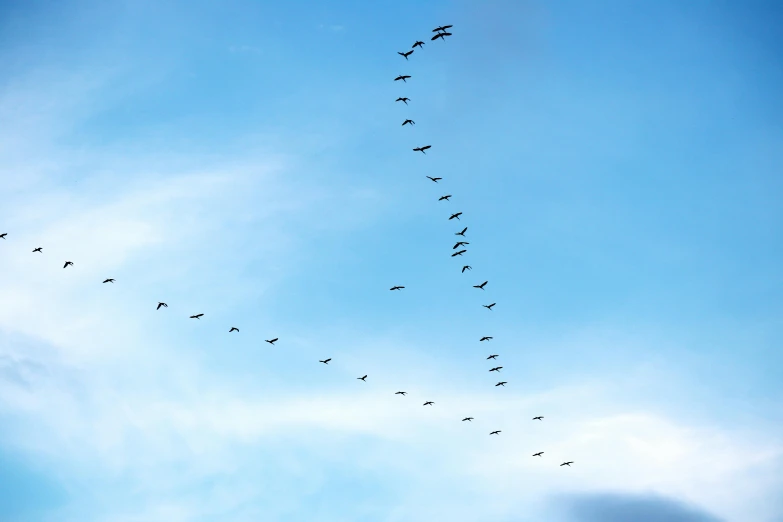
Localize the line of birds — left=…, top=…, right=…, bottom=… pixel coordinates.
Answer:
left=387, top=25, right=573, bottom=467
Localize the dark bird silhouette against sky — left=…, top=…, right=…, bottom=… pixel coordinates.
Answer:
left=474, top=281, right=488, bottom=290
left=398, top=50, right=413, bottom=60
left=0, top=233, right=6, bottom=239
left=265, top=338, right=278, bottom=345
left=496, top=381, right=507, bottom=386
left=396, top=97, right=409, bottom=105
left=190, top=313, right=204, bottom=319
left=358, top=375, right=367, bottom=381
left=390, top=285, right=405, bottom=291
left=426, top=176, right=442, bottom=182
left=402, top=119, right=415, bottom=126
left=229, top=327, right=239, bottom=332
left=423, top=401, right=434, bottom=406
left=32, top=247, right=42, bottom=253
left=433, top=25, right=453, bottom=32
left=480, top=336, right=493, bottom=342
left=455, top=226, right=467, bottom=236
left=449, top=212, right=462, bottom=220
left=412, top=40, right=424, bottom=49
left=451, top=249, right=466, bottom=257
left=483, top=303, right=496, bottom=310
left=462, top=417, right=473, bottom=421
left=395, top=391, right=407, bottom=396
left=431, top=32, right=452, bottom=41
left=157, top=302, right=167, bottom=310
left=487, top=354, right=499, bottom=360
left=439, top=194, right=452, bottom=201
left=319, top=358, right=331, bottom=364
left=489, top=366, right=502, bottom=372
left=63, top=261, right=73, bottom=268
left=533, top=452, right=544, bottom=457
left=462, top=265, right=472, bottom=273
left=533, top=416, right=544, bottom=421
left=561, top=461, right=574, bottom=467
left=102, top=278, right=115, bottom=283
left=394, top=74, right=411, bottom=82
left=413, top=145, right=431, bottom=154
left=490, top=430, right=501, bottom=435
left=453, top=241, right=468, bottom=249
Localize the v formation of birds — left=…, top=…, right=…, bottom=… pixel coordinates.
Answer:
left=0, top=24, right=574, bottom=469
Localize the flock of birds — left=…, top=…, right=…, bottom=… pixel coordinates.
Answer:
left=0, top=23, right=575, bottom=469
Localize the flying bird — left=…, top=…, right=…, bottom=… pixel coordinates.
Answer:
left=265, top=338, right=278, bottom=345
left=480, top=336, right=493, bottom=342
left=157, top=302, right=168, bottom=310
left=451, top=249, right=466, bottom=257
left=561, top=462, right=574, bottom=467
left=483, top=303, right=496, bottom=310
left=462, top=265, right=472, bottom=273
left=319, top=358, right=331, bottom=364
left=462, top=417, right=474, bottom=422
left=390, top=285, right=405, bottom=291
left=398, top=50, right=414, bottom=60
left=396, top=97, right=410, bottom=104
left=453, top=241, right=468, bottom=249
left=394, top=74, right=411, bottom=82
left=229, top=327, right=239, bottom=332
left=496, top=381, right=507, bottom=386
left=432, top=25, right=453, bottom=32
left=473, top=281, right=488, bottom=290
left=413, top=145, right=431, bottom=154
left=0, top=233, right=6, bottom=239
left=412, top=40, right=425, bottom=49
left=490, top=430, right=501, bottom=435
left=489, top=366, right=503, bottom=372
left=402, top=119, right=415, bottom=126
left=431, top=32, right=452, bottom=41
left=423, top=401, right=434, bottom=406
left=63, top=261, right=73, bottom=268
left=190, top=314, right=204, bottom=319
left=439, top=194, right=452, bottom=201
left=533, top=452, right=544, bottom=457
left=487, top=354, right=499, bottom=360
left=426, top=176, right=442, bottom=182
left=102, top=278, right=115, bottom=284
left=358, top=375, right=367, bottom=381
left=449, top=212, right=462, bottom=220
left=455, top=226, right=467, bottom=236
left=395, top=391, right=407, bottom=396
left=32, top=247, right=42, bottom=253
left=533, top=416, right=544, bottom=421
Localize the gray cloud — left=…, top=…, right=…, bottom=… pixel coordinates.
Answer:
left=556, top=491, right=724, bottom=522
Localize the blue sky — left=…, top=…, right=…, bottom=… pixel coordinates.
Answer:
left=0, top=0, right=781, bottom=521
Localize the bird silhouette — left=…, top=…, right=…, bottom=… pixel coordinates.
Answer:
left=402, top=119, right=415, bottom=126
left=102, top=278, right=115, bottom=283
left=453, top=241, right=468, bottom=249
left=462, top=265, right=472, bottom=273
left=63, top=261, right=73, bottom=268
left=560, top=462, right=574, bottom=467
left=190, top=313, right=204, bottom=319
left=358, top=375, right=367, bottom=381
left=0, top=233, right=6, bottom=239
left=423, top=401, right=434, bottom=406
left=439, top=194, right=452, bottom=201
left=483, top=303, right=496, bottom=310
left=473, top=281, right=488, bottom=290
left=426, top=176, right=442, bottom=182
left=229, top=327, right=239, bottom=332
left=265, top=338, right=278, bottom=345
left=533, top=416, right=544, bottom=421
left=533, top=452, right=544, bottom=457
left=390, top=285, right=405, bottom=291
left=489, top=366, right=502, bottom=372
left=451, top=249, right=466, bottom=257
left=433, top=24, right=453, bottom=32
left=487, top=354, right=499, bottom=360
left=462, top=417, right=474, bottom=421
left=32, top=247, right=42, bottom=253
left=394, top=74, right=411, bottom=82
left=449, top=212, right=462, bottom=220
left=413, top=145, right=431, bottom=154
left=319, top=358, right=331, bottom=364
left=496, top=381, right=507, bottom=386
left=480, top=336, right=493, bottom=342
left=412, top=40, right=425, bottom=49
left=431, top=32, right=452, bottom=41
left=157, top=302, right=168, bottom=310
left=398, top=50, right=414, bottom=60
left=455, top=226, right=467, bottom=236
left=395, top=391, right=407, bottom=396
left=490, top=430, right=501, bottom=435
left=396, top=97, right=410, bottom=105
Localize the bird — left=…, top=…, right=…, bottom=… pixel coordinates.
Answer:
left=489, top=366, right=502, bottom=372
left=496, top=381, right=507, bottom=386
left=455, top=226, right=468, bottom=236
left=32, top=247, right=42, bottom=253
left=487, top=354, right=499, bottom=360
left=480, top=336, right=493, bottom=342
left=265, top=338, right=278, bottom=345
left=426, top=176, right=442, bottom=182
left=413, top=145, right=431, bottom=154
left=431, top=32, right=452, bottom=41
left=358, top=375, right=367, bottom=381
left=63, top=261, right=73, bottom=268
left=453, top=241, right=468, bottom=249
left=462, top=265, right=472, bottom=273
left=438, top=194, right=452, bottom=201
left=533, top=416, right=544, bottom=421
left=402, top=119, right=415, bottom=126
left=157, top=302, right=168, bottom=310
left=396, top=97, right=410, bottom=105
left=102, top=278, right=115, bottom=283
left=483, top=303, right=496, bottom=310
left=390, top=285, right=405, bottom=291
left=561, top=462, right=574, bottom=467
left=432, top=24, right=453, bottom=32
left=423, top=401, right=434, bottom=406
left=319, top=358, right=331, bottom=364
left=490, top=430, right=501, bottom=435
left=449, top=212, right=462, bottom=220
left=462, top=417, right=474, bottom=422
left=395, top=391, right=407, bottom=396
left=533, top=452, right=544, bottom=457
left=0, top=233, right=6, bottom=239
left=394, top=74, right=411, bottom=82
left=451, top=249, right=466, bottom=257
left=473, top=281, right=488, bottom=290
left=412, top=40, right=425, bottom=49
left=398, top=50, right=414, bottom=60
left=229, top=327, right=239, bottom=332
left=190, top=313, right=204, bottom=319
